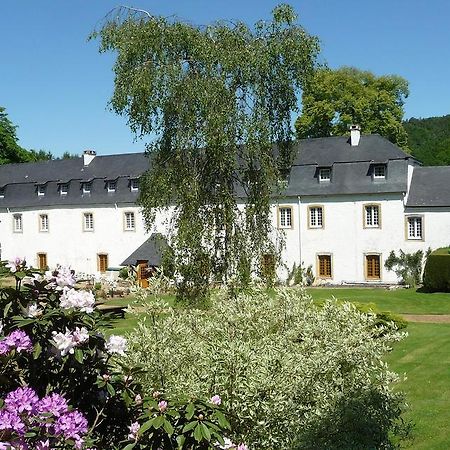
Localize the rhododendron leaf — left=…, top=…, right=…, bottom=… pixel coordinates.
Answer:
left=194, top=423, right=203, bottom=442
left=186, top=402, right=195, bottom=419
left=182, top=421, right=197, bottom=433
left=214, top=411, right=231, bottom=430
left=163, top=418, right=174, bottom=435
left=106, top=382, right=116, bottom=397
left=33, top=342, right=42, bottom=359
left=153, top=415, right=164, bottom=429
left=74, top=348, right=83, bottom=364
left=138, top=418, right=154, bottom=435
left=176, top=435, right=186, bottom=448
left=200, top=423, right=211, bottom=441
left=122, top=444, right=136, bottom=450
left=3, top=301, right=12, bottom=317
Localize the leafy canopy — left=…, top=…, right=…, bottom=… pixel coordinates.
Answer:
left=92, top=4, right=319, bottom=299
left=295, top=67, right=410, bottom=150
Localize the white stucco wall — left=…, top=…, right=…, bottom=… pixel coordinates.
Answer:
left=0, top=204, right=169, bottom=275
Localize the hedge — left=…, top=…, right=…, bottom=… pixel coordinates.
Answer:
left=423, top=247, right=450, bottom=292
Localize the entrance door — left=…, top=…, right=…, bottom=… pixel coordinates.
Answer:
left=137, top=260, right=149, bottom=288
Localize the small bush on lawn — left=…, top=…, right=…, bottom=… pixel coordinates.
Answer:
left=124, top=286, right=410, bottom=449
left=0, top=258, right=232, bottom=449
left=423, top=247, right=450, bottom=292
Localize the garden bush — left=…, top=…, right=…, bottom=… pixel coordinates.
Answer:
left=423, top=247, right=450, bottom=292
left=124, top=286, right=410, bottom=449
left=0, top=258, right=232, bottom=449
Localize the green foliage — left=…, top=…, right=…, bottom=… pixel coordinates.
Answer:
left=423, top=247, right=450, bottom=292
left=0, top=106, right=31, bottom=164
left=124, top=287, right=409, bottom=449
left=404, top=115, right=450, bottom=166
left=295, top=67, right=409, bottom=150
left=119, top=266, right=130, bottom=280
left=287, top=262, right=314, bottom=286
left=91, top=5, right=319, bottom=301
left=384, top=249, right=426, bottom=288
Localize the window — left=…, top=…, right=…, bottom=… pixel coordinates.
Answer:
left=37, top=185, right=46, bottom=196
left=130, top=179, right=139, bottom=192
left=364, top=204, right=381, bottom=228
left=83, top=213, right=94, bottom=231
left=13, top=214, right=23, bottom=233
left=39, top=214, right=49, bottom=232
left=59, top=183, right=69, bottom=196
left=107, top=180, right=116, bottom=193
left=278, top=206, right=293, bottom=229
left=373, top=165, right=386, bottom=179
left=97, top=254, right=108, bottom=273
left=308, top=206, right=324, bottom=228
left=406, top=216, right=423, bottom=240
left=37, top=253, right=47, bottom=270
left=0, top=187, right=4, bottom=198
left=317, top=254, right=332, bottom=278
left=319, top=167, right=331, bottom=182
left=124, top=212, right=136, bottom=231
left=366, top=254, right=381, bottom=280
left=82, top=182, right=92, bottom=194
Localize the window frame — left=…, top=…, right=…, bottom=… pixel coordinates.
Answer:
left=83, top=212, right=94, bottom=232
left=13, top=214, right=23, bottom=233
left=405, top=215, right=424, bottom=241
left=130, top=179, right=139, bottom=192
left=107, top=180, right=117, bottom=193
left=59, top=183, right=69, bottom=196
left=277, top=206, right=293, bottom=229
left=372, top=164, right=387, bottom=180
left=316, top=253, right=333, bottom=279
left=365, top=253, right=382, bottom=281
left=82, top=182, right=92, bottom=194
left=97, top=253, right=108, bottom=273
left=124, top=211, right=136, bottom=231
left=308, top=205, right=325, bottom=229
left=37, top=185, right=46, bottom=196
left=318, top=167, right=332, bottom=183
left=363, top=203, right=382, bottom=229
left=39, top=214, right=49, bottom=232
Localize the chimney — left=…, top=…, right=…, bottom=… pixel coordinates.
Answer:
left=83, top=149, right=96, bottom=166
left=349, top=124, right=361, bottom=146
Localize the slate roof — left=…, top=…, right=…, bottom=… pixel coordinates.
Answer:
left=406, top=166, right=450, bottom=207
left=0, top=135, right=416, bottom=207
left=0, top=153, right=149, bottom=207
left=121, top=234, right=168, bottom=266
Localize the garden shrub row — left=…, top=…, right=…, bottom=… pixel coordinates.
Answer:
left=423, top=247, right=450, bottom=292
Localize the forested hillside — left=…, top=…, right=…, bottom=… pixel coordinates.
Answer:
left=404, top=115, right=450, bottom=166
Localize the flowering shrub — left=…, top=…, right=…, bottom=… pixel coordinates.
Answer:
left=0, top=387, right=90, bottom=449
left=124, top=286, right=410, bottom=449
left=0, top=259, right=233, bottom=449
left=0, top=260, right=142, bottom=447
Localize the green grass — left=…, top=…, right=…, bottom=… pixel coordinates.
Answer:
left=386, top=323, right=450, bottom=449
left=306, top=287, right=450, bottom=315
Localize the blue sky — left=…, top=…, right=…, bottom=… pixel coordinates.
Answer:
left=1, top=0, right=449, bottom=157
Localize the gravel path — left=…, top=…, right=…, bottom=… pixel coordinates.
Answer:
left=402, top=314, right=450, bottom=323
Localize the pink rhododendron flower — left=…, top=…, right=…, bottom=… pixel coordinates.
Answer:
left=158, top=400, right=168, bottom=412
left=210, top=394, right=222, bottom=405
left=105, top=335, right=127, bottom=356
left=6, top=257, right=25, bottom=273
left=127, top=421, right=140, bottom=440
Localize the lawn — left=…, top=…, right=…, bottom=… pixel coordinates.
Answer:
left=106, top=286, right=450, bottom=449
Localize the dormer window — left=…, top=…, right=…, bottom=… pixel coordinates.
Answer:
left=130, top=179, right=139, bottom=192
left=82, top=182, right=92, bottom=194
left=59, top=183, right=69, bottom=196
left=373, top=165, right=386, bottom=179
left=319, top=167, right=331, bottom=182
left=0, top=187, right=4, bottom=198
left=37, top=185, right=46, bottom=196
left=107, top=180, right=116, bottom=193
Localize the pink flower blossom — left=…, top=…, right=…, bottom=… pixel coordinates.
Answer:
left=158, top=400, right=168, bottom=413
left=210, top=394, right=222, bottom=406
left=127, top=421, right=140, bottom=440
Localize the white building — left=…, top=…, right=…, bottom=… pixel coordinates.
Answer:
left=1, top=130, right=449, bottom=284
